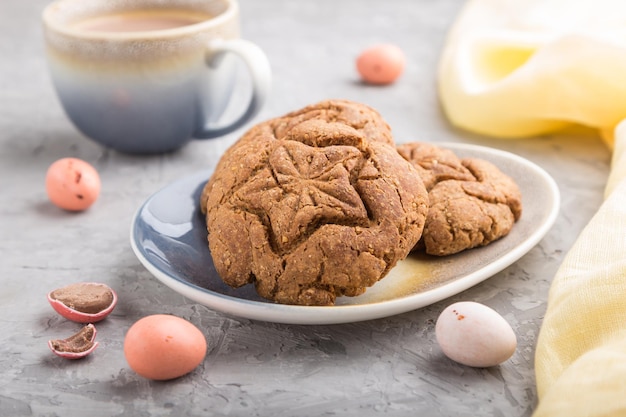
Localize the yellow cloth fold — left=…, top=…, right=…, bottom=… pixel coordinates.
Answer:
left=438, top=0, right=626, bottom=149
left=438, top=1, right=626, bottom=415
left=533, top=133, right=626, bottom=413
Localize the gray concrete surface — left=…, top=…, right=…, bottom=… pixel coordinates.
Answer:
left=0, top=0, right=611, bottom=416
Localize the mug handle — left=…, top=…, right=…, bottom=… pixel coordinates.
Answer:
left=195, top=38, right=272, bottom=139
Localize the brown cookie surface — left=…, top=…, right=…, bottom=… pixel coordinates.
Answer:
left=201, top=100, right=429, bottom=306
left=397, top=142, right=522, bottom=256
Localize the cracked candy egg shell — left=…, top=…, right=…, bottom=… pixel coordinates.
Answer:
left=48, top=324, right=99, bottom=359
left=435, top=301, right=517, bottom=368
left=46, top=157, right=101, bottom=211
left=48, top=282, right=117, bottom=323
left=124, top=315, right=207, bottom=381
left=200, top=99, right=429, bottom=306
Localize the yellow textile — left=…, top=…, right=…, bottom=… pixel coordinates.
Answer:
left=438, top=0, right=626, bottom=149
left=533, top=164, right=626, bottom=415
left=438, top=1, right=626, bottom=415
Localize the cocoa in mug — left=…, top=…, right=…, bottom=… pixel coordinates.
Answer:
left=43, top=0, right=271, bottom=154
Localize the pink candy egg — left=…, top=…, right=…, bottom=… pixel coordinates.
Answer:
left=45, top=158, right=101, bottom=211
left=124, top=315, right=207, bottom=381
left=356, top=43, right=406, bottom=85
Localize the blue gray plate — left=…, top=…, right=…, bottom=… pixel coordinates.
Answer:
left=130, top=142, right=560, bottom=324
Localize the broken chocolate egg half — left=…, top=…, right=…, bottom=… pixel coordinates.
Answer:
left=48, top=323, right=99, bottom=359
left=47, top=282, right=117, bottom=323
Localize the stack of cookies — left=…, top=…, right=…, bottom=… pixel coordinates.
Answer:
left=200, top=100, right=521, bottom=306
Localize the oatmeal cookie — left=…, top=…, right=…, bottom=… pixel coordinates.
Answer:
left=201, top=100, right=429, bottom=306
left=397, top=142, right=522, bottom=256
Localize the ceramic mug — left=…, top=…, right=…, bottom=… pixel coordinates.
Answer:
left=43, top=0, right=271, bottom=154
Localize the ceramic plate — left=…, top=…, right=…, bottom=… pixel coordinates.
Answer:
left=130, top=142, right=559, bottom=325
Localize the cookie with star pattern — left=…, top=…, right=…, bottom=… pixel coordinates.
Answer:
left=200, top=100, right=429, bottom=306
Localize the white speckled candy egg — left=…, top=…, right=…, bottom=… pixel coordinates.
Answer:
left=435, top=301, right=517, bottom=368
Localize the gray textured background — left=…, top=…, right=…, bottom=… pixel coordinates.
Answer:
left=0, top=0, right=611, bottom=416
